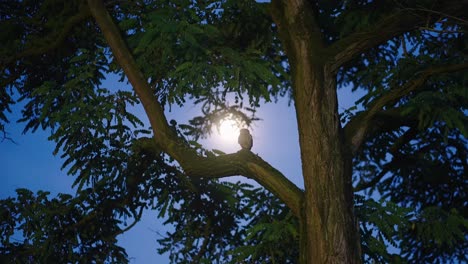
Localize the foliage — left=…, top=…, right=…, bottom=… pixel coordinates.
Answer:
left=0, top=189, right=127, bottom=263
left=1, top=0, right=467, bottom=263
left=156, top=179, right=298, bottom=263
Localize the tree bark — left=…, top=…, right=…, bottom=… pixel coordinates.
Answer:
left=294, top=60, right=361, bottom=264
left=271, top=0, right=361, bottom=263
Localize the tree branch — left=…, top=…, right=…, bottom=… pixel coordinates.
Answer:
left=325, top=10, right=419, bottom=72
left=404, top=6, right=468, bottom=25
left=87, top=0, right=303, bottom=217
left=184, top=150, right=304, bottom=217
left=344, top=63, right=468, bottom=155
left=388, top=127, right=419, bottom=156
left=353, top=127, right=418, bottom=192
left=418, top=27, right=465, bottom=34
left=135, top=137, right=304, bottom=217
left=114, top=206, right=144, bottom=236
left=194, top=219, right=212, bottom=263
left=325, top=0, right=468, bottom=72
left=354, top=167, right=389, bottom=193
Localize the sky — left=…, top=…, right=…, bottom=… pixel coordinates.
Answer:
left=0, top=76, right=363, bottom=263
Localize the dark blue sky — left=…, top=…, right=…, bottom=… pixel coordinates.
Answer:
left=0, top=76, right=362, bottom=263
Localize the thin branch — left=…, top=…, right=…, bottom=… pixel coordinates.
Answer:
left=0, top=130, right=17, bottom=144
left=344, top=63, right=468, bottom=155
left=389, top=127, right=418, bottom=155
left=325, top=0, right=468, bottom=73
left=194, top=219, right=211, bottom=263
left=114, top=206, right=144, bottom=236
left=0, top=71, right=22, bottom=89
left=325, top=9, right=421, bottom=73
left=353, top=127, right=419, bottom=192
left=405, top=7, right=468, bottom=25
left=354, top=167, right=389, bottom=193
left=87, top=0, right=304, bottom=217
left=369, top=63, right=468, bottom=115
left=400, top=35, right=409, bottom=57
left=418, top=27, right=465, bottom=34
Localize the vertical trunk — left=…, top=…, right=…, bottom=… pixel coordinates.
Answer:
left=271, top=1, right=361, bottom=263
left=294, top=63, right=361, bottom=264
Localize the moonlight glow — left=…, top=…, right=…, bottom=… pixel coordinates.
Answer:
left=218, top=118, right=240, bottom=141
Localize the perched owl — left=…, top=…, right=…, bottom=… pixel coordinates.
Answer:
left=238, top=128, right=253, bottom=150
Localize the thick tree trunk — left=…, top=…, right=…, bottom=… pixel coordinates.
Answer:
left=270, top=1, right=362, bottom=262
left=294, top=66, right=361, bottom=263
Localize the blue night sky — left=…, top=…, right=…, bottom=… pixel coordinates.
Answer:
left=0, top=75, right=362, bottom=263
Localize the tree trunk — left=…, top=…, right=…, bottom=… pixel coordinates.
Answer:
left=294, top=65, right=361, bottom=263
left=270, top=1, right=362, bottom=262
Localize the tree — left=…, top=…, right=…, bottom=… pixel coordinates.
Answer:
left=1, top=0, right=467, bottom=263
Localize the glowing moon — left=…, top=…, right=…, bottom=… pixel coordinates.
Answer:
left=218, top=118, right=240, bottom=141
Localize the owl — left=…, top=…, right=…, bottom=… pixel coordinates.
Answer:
left=238, top=128, right=253, bottom=150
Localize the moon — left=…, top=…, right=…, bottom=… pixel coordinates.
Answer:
left=217, top=118, right=240, bottom=141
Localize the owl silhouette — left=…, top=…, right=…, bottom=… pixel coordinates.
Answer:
left=238, top=129, right=253, bottom=150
